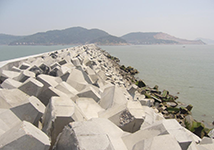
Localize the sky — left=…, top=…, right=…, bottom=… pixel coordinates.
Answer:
left=0, top=0, right=214, bottom=40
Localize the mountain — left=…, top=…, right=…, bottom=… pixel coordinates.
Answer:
left=1, top=27, right=205, bottom=45
left=9, top=27, right=127, bottom=45
left=196, top=38, right=214, bottom=45
left=0, top=34, right=24, bottom=45
left=90, top=35, right=127, bottom=45
left=121, top=32, right=205, bottom=45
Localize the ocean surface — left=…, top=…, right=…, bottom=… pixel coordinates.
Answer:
left=0, top=45, right=213, bottom=127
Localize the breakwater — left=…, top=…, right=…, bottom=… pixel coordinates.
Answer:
left=0, top=44, right=213, bottom=149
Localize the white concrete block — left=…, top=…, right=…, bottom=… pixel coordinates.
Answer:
left=65, top=68, right=91, bottom=91
left=18, top=78, right=44, bottom=97
left=42, top=96, right=85, bottom=147
left=77, top=85, right=101, bottom=102
left=1, top=78, right=22, bottom=89
left=10, top=96, right=45, bottom=125
left=53, top=119, right=115, bottom=150
left=14, top=70, right=35, bottom=82
left=0, top=121, right=50, bottom=150
left=0, top=89, right=30, bottom=109
left=76, top=98, right=105, bottom=120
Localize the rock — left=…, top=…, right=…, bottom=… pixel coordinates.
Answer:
left=166, top=101, right=178, bottom=107
left=0, top=121, right=50, bottom=150
left=136, top=80, right=146, bottom=88
left=186, top=104, right=193, bottom=112
left=208, top=129, right=214, bottom=139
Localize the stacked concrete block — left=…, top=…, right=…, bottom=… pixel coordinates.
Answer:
left=0, top=109, right=21, bottom=136
left=15, top=70, right=35, bottom=82
left=53, top=119, right=116, bottom=150
left=42, top=96, right=85, bottom=147
left=76, top=98, right=105, bottom=120
left=18, top=78, right=44, bottom=97
left=10, top=96, right=45, bottom=125
left=0, top=44, right=212, bottom=150
left=0, top=89, right=30, bottom=108
left=65, top=68, right=92, bottom=91
left=1, top=78, right=22, bottom=89
left=0, top=121, right=50, bottom=150
left=77, top=85, right=101, bottom=102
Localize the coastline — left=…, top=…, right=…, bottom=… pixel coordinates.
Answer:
left=0, top=44, right=213, bottom=149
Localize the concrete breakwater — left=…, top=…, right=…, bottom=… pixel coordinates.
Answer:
left=0, top=44, right=213, bottom=150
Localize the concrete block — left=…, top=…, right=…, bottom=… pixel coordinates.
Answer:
left=0, top=89, right=30, bottom=108
left=77, top=85, right=101, bottom=102
left=0, top=70, right=20, bottom=81
left=1, top=78, right=22, bottom=89
left=71, top=57, right=81, bottom=66
left=19, top=62, right=31, bottom=70
left=65, top=68, right=92, bottom=91
left=10, top=96, right=45, bottom=125
left=123, top=119, right=195, bottom=150
left=11, top=66, right=22, bottom=72
left=42, top=96, right=85, bottom=147
left=29, top=65, right=43, bottom=77
left=0, top=109, right=21, bottom=136
left=198, top=137, right=214, bottom=149
left=132, top=134, right=182, bottom=150
left=99, top=85, right=127, bottom=109
left=0, top=121, right=50, bottom=150
left=85, top=66, right=99, bottom=84
left=38, top=86, right=68, bottom=106
left=127, top=84, right=138, bottom=97
left=76, top=98, right=105, bottom=120
left=14, top=70, right=35, bottom=82
left=37, top=74, right=59, bottom=91
left=53, top=119, right=115, bottom=150
left=18, top=78, right=44, bottom=97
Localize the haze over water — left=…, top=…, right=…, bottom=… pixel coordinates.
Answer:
left=0, top=45, right=213, bottom=127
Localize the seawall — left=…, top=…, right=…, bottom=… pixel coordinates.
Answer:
left=0, top=44, right=213, bottom=149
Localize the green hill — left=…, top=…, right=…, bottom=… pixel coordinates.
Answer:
left=0, top=34, right=24, bottom=45
left=90, top=35, right=127, bottom=45
left=9, top=27, right=127, bottom=45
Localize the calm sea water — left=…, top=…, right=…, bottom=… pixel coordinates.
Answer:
left=0, top=45, right=213, bottom=127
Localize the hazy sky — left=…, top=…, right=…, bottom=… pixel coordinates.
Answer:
left=0, top=0, right=214, bottom=40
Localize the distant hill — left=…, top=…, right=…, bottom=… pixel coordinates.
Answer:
left=0, top=27, right=206, bottom=45
left=0, top=34, right=24, bottom=45
left=196, top=38, right=214, bottom=45
left=8, top=27, right=127, bottom=45
left=121, top=32, right=205, bottom=45
left=90, top=35, right=127, bottom=45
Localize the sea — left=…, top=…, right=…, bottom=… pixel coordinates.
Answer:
left=0, top=45, right=213, bottom=127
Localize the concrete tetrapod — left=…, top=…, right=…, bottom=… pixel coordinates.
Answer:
left=42, top=96, right=85, bottom=148
left=0, top=121, right=50, bottom=150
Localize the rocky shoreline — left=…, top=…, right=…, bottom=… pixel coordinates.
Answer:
left=0, top=44, right=213, bottom=149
